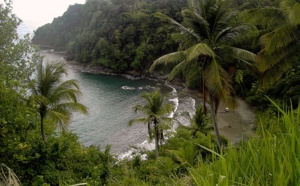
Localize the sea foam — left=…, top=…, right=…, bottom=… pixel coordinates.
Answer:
left=117, top=84, right=196, bottom=161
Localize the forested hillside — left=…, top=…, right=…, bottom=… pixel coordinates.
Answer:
left=32, top=0, right=300, bottom=106
left=32, top=0, right=186, bottom=71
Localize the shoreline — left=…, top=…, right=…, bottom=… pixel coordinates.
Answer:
left=63, top=52, right=256, bottom=144
left=41, top=50, right=255, bottom=156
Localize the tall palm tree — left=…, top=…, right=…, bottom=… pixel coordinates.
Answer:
left=251, top=0, right=300, bottom=87
left=128, top=89, right=174, bottom=158
left=31, top=61, right=88, bottom=141
left=150, top=0, right=257, bottom=152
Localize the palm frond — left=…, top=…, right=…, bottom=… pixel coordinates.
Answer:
left=48, top=61, right=68, bottom=77
left=49, top=80, right=82, bottom=104
left=128, top=117, right=147, bottom=126
left=244, top=7, right=285, bottom=29
left=46, top=110, right=69, bottom=130
left=172, top=142, right=196, bottom=166
left=51, top=102, right=88, bottom=116
left=50, top=88, right=82, bottom=104
left=181, top=8, right=209, bottom=39
left=171, top=32, right=199, bottom=48
left=0, top=164, right=21, bottom=186
left=188, top=0, right=202, bottom=14
left=214, top=26, right=231, bottom=43
left=149, top=51, right=186, bottom=72
left=168, top=60, right=192, bottom=81
left=157, top=103, right=174, bottom=117
left=185, top=43, right=216, bottom=61
left=210, top=0, right=228, bottom=37
left=140, top=91, right=153, bottom=104
left=259, top=58, right=292, bottom=88
left=217, top=25, right=254, bottom=45
left=203, top=58, right=232, bottom=101
left=229, top=47, right=257, bottom=65
left=281, top=0, right=300, bottom=25
left=219, top=5, right=237, bottom=24
left=53, top=79, right=80, bottom=92
left=155, top=12, right=201, bottom=40
left=132, top=104, right=144, bottom=113
left=47, top=108, right=70, bottom=124
left=261, top=24, right=298, bottom=55
left=30, top=94, right=49, bottom=106
left=290, top=3, right=300, bottom=25
left=36, top=61, right=68, bottom=97
left=257, top=43, right=294, bottom=72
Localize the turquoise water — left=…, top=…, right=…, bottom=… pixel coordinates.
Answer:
left=69, top=72, right=173, bottom=153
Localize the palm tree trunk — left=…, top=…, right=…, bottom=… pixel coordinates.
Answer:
left=202, top=77, right=207, bottom=114
left=210, top=98, right=221, bottom=153
left=40, top=115, right=46, bottom=141
left=154, top=122, right=159, bottom=158
left=160, top=127, right=164, bottom=146
left=147, top=122, right=152, bottom=139
left=201, top=59, right=207, bottom=115
left=214, top=98, right=220, bottom=115
left=40, top=105, right=46, bottom=141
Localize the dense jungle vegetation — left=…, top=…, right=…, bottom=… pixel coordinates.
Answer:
left=1, top=0, right=300, bottom=185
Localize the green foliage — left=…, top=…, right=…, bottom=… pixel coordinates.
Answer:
left=2, top=0, right=300, bottom=185
left=190, top=106, right=213, bottom=136
left=186, top=100, right=300, bottom=186
left=244, top=0, right=300, bottom=88
left=109, top=124, right=222, bottom=185
left=13, top=132, right=114, bottom=186
left=245, top=47, right=300, bottom=110
left=173, top=62, right=202, bottom=89
left=150, top=0, right=258, bottom=153
left=32, top=0, right=186, bottom=72
left=1, top=3, right=115, bottom=186
left=129, top=89, right=174, bottom=158
left=30, top=61, right=88, bottom=140
left=0, top=0, right=39, bottom=175
left=109, top=100, right=300, bottom=186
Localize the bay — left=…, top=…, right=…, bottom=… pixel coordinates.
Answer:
left=17, top=14, right=255, bottom=157
left=17, top=18, right=179, bottom=155
left=41, top=50, right=175, bottom=154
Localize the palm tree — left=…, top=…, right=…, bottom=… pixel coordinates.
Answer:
left=150, top=0, right=257, bottom=152
left=183, top=105, right=213, bottom=137
left=250, top=0, right=300, bottom=87
left=128, top=89, right=174, bottom=158
left=31, top=61, right=88, bottom=141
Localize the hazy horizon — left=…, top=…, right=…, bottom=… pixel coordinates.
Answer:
left=10, top=0, right=85, bottom=29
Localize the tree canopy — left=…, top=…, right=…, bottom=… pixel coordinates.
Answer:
left=32, top=0, right=186, bottom=72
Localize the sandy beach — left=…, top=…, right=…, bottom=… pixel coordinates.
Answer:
left=173, top=87, right=255, bottom=145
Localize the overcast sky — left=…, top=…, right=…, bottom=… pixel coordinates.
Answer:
left=9, top=0, right=85, bottom=24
